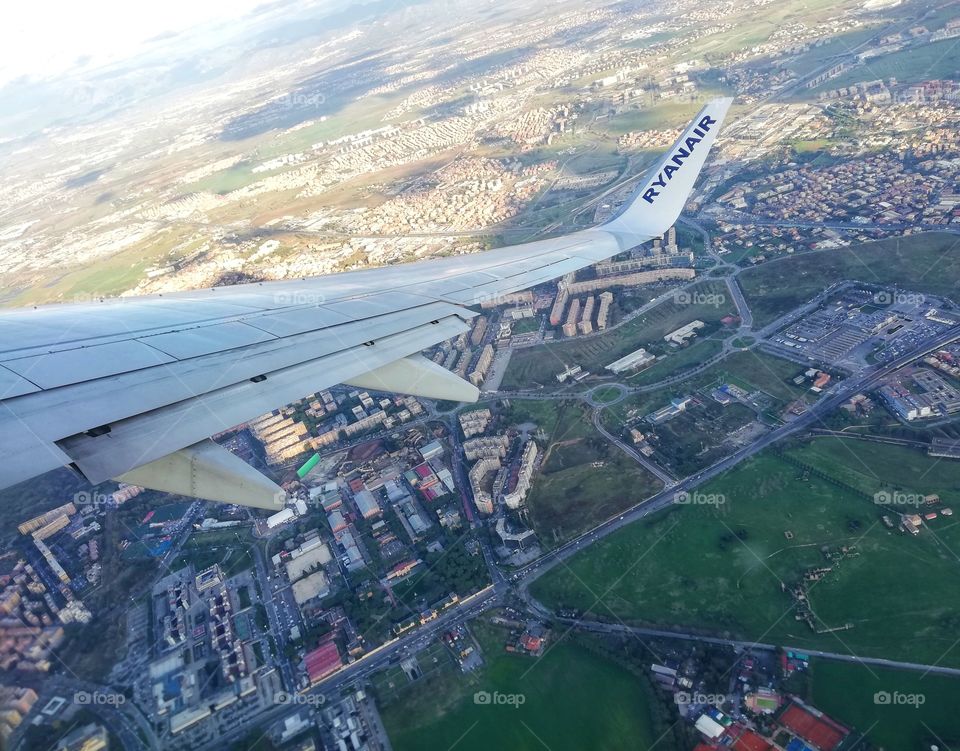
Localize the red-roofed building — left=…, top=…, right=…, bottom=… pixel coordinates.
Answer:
left=386, top=559, right=420, bottom=580
left=520, top=634, right=543, bottom=653
left=304, top=641, right=342, bottom=684
left=414, top=464, right=433, bottom=479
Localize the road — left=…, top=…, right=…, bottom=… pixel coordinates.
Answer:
left=192, top=586, right=505, bottom=751
left=555, top=618, right=960, bottom=678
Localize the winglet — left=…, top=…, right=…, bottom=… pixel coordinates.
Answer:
left=602, top=97, right=733, bottom=244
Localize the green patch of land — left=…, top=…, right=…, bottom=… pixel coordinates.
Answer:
left=506, top=400, right=663, bottom=546
left=624, top=338, right=725, bottom=387
left=173, top=528, right=256, bottom=578
left=590, top=386, right=623, bottom=405
left=790, top=435, right=960, bottom=501
left=501, top=279, right=736, bottom=389
left=380, top=620, right=658, bottom=751
left=510, top=316, right=542, bottom=335
left=811, top=659, right=960, bottom=750
left=531, top=441, right=960, bottom=668
left=738, top=233, right=960, bottom=327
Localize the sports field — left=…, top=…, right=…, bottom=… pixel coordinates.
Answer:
left=532, top=442, right=960, bottom=668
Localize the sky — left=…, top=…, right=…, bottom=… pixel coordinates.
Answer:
left=0, top=0, right=273, bottom=86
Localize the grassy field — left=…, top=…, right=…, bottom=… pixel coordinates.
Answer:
left=591, top=386, right=624, bottom=404
left=738, top=233, right=960, bottom=327
left=790, top=436, right=960, bottom=501
left=811, top=659, right=960, bottom=750
left=173, top=528, right=256, bottom=578
left=624, top=338, right=724, bottom=387
left=505, top=400, right=663, bottom=546
left=501, top=279, right=736, bottom=389
left=380, top=620, right=657, bottom=751
left=531, top=443, right=960, bottom=668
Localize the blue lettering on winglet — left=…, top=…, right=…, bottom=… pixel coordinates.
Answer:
left=641, top=114, right=717, bottom=204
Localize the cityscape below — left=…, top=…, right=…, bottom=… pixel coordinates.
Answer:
left=1, top=0, right=960, bottom=750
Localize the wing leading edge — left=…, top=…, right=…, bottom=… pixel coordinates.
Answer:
left=0, top=98, right=732, bottom=507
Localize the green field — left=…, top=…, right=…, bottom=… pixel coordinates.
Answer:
left=811, top=659, right=960, bottom=750
left=510, top=316, right=542, bottom=335
left=591, top=386, right=624, bottom=404
left=791, top=436, right=960, bottom=501
left=624, top=338, right=724, bottom=386
left=173, top=528, right=256, bottom=578
left=506, top=400, right=663, bottom=545
left=738, top=233, right=960, bottom=327
left=501, top=279, right=736, bottom=389
left=531, top=442, right=960, bottom=668
left=380, top=621, right=658, bottom=751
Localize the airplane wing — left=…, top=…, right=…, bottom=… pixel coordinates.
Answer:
left=0, top=98, right=732, bottom=509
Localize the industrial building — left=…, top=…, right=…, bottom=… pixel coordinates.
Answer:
left=664, top=319, right=705, bottom=345
left=606, top=347, right=656, bottom=374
